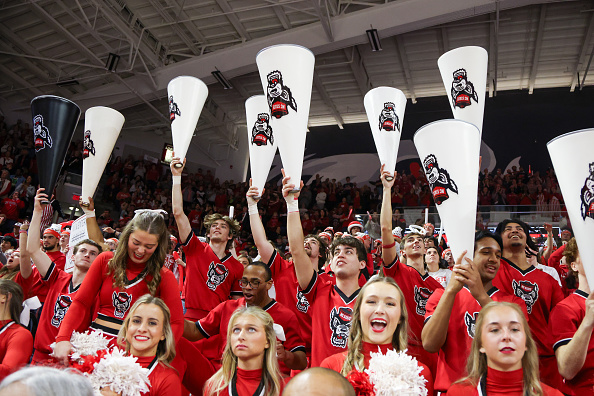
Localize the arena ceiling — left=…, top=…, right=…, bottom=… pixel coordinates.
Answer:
left=1, top=0, right=593, bottom=158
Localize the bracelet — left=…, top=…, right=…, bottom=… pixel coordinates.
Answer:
left=248, top=203, right=258, bottom=215
left=382, top=241, right=396, bottom=249
left=19, top=230, right=27, bottom=234
left=172, top=175, right=181, bottom=185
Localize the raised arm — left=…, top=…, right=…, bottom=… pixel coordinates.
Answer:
left=247, top=180, right=274, bottom=263
left=81, top=197, right=108, bottom=251
left=379, top=165, right=397, bottom=265
left=18, top=221, right=32, bottom=279
left=542, top=223, right=554, bottom=263
left=170, top=156, right=191, bottom=243
left=283, top=171, right=311, bottom=290
left=26, top=188, right=53, bottom=278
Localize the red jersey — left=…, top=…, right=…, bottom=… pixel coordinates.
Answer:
left=136, top=355, right=182, bottom=396
left=300, top=272, right=359, bottom=367
left=424, top=286, right=528, bottom=392
left=0, top=320, right=33, bottom=380
left=29, top=250, right=66, bottom=303
left=550, top=290, right=594, bottom=394
left=56, top=251, right=184, bottom=343
left=203, top=367, right=284, bottom=396
left=197, top=297, right=305, bottom=375
left=0, top=198, right=24, bottom=220
left=181, top=232, right=243, bottom=320
left=32, top=262, right=95, bottom=363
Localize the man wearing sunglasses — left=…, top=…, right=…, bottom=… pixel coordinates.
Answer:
left=183, top=262, right=307, bottom=374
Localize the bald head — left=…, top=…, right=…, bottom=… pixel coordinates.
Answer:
left=283, top=367, right=355, bottom=396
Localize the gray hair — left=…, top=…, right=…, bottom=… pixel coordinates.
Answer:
left=0, top=366, right=94, bottom=396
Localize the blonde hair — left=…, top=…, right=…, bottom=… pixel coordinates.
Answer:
left=341, top=275, right=408, bottom=375
left=117, top=295, right=175, bottom=367
left=203, top=213, right=241, bottom=250
left=459, top=301, right=543, bottom=395
left=108, top=211, right=168, bottom=295
left=205, top=306, right=282, bottom=396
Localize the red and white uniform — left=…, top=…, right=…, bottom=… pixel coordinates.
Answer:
left=29, top=250, right=66, bottom=303
left=447, top=367, right=563, bottom=395
left=0, top=319, right=33, bottom=381
left=493, top=257, right=564, bottom=389
left=383, top=258, right=442, bottom=375
left=197, top=297, right=305, bottom=375
left=424, top=286, right=528, bottom=392
left=181, top=232, right=243, bottom=321
left=550, top=289, right=594, bottom=394
left=32, top=262, right=97, bottom=363
left=203, top=367, right=282, bottom=396
left=300, top=272, right=359, bottom=367
left=136, top=355, right=182, bottom=396
left=56, top=251, right=184, bottom=343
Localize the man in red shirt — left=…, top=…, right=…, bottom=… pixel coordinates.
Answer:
left=422, top=231, right=528, bottom=393
left=0, top=191, right=24, bottom=222
left=184, top=262, right=307, bottom=374
left=41, top=226, right=66, bottom=271
left=284, top=173, right=365, bottom=367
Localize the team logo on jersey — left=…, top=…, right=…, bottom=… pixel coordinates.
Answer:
left=378, top=102, right=400, bottom=132
left=266, top=70, right=297, bottom=119
left=251, top=113, right=274, bottom=146
left=82, top=130, right=96, bottom=159
left=423, top=154, right=458, bottom=205
left=33, top=115, right=53, bottom=152
left=512, top=280, right=539, bottom=314
left=580, top=162, right=594, bottom=221
left=464, top=311, right=479, bottom=338
left=414, top=285, right=432, bottom=316
left=51, top=295, right=72, bottom=327
left=206, top=261, right=229, bottom=291
left=329, top=306, right=352, bottom=348
left=112, top=291, right=132, bottom=319
left=451, top=68, right=479, bottom=108
left=295, top=289, right=309, bottom=313
left=169, top=96, right=181, bottom=121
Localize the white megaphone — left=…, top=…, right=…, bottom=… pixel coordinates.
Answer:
left=246, top=96, right=277, bottom=198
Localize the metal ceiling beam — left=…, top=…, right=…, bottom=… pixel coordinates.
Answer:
left=146, top=0, right=201, bottom=56
left=272, top=5, right=292, bottom=30
left=438, top=27, right=449, bottom=55
left=570, top=11, right=594, bottom=91
left=201, top=101, right=239, bottom=149
left=215, top=0, right=252, bottom=41
left=488, top=11, right=498, bottom=97
left=311, top=0, right=334, bottom=42
left=162, top=0, right=209, bottom=48
left=313, top=71, right=344, bottom=129
left=394, top=36, right=417, bottom=103
left=528, top=4, right=547, bottom=94
left=0, top=63, right=44, bottom=98
left=344, top=46, right=371, bottom=96
left=0, top=42, right=61, bottom=92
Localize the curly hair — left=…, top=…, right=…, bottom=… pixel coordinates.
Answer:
left=203, top=213, right=241, bottom=250
left=563, top=237, right=580, bottom=288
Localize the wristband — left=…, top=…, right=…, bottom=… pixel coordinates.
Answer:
left=248, top=203, right=258, bottom=215
left=19, top=230, right=27, bottom=234
left=382, top=241, right=396, bottom=249
left=172, top=175, right=181, bottom=185
left=286, top=198, right=299, bottom=213
left=83, top=209, right=95, bottom=218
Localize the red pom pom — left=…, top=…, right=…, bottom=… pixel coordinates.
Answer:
left=346, top=369, right=375, bottom=396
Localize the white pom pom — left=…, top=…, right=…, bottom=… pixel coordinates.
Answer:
left=365, top=349, right=428, bottom=396
left=89, top=349, right=151, bottom=396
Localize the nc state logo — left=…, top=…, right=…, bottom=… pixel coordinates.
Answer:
left=112, top=291, right=132, bottom=319
left=512, top=280, right=539, bottom=314
left=423, top=154, right=458, bottom=205
left=206, top=261, right=229, bottom=291
left=580, top=162, right=594, bottom=221
left=266, top=70, right=297, bottom=119
left=82, top=130, right=96, bottom=159
left=414, top=285, right=432, bottom=316
left=295, top=289, right=309, bottom=313
left=329, top=306, right=352, bottom=348
left=378, top=102, right=400, bottom=132
left=169, top=96, right=181, bottom=121
left=251, top=113, right=274, bottom=146
left=451, top=68, right=478, bottom=108
left=464, top=311, right=479, bottom=338
left=33, top=115, right=53, bottom=152
left=51, top=295, right=72, bottom=327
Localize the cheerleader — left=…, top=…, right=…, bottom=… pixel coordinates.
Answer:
left=203, top=306, right=283, bottom=396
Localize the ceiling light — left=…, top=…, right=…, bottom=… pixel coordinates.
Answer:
left=212, top=69, right=233, bottom=89
left=106, top=53, right=120, bottom=72
left=366, top=27, right=382, bottom=52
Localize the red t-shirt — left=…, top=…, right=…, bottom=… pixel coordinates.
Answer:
left=550, top=290, right=594, bottom=394
left=300, top=272, right=359, bottom=367
left=136, top=355, right=182, bottom=396
left=198, top=297, right=305, bottom=375
left=181, top=232, right=243, bottom=320
left=188, top=210, right=202, bottom=229
left=0, top=320, right=33, bottom=381
left=56, top=251, right=184, bottom=343
left=0, top=198, right=24, bottom=220
left=424, top=286, right=528, bottom=392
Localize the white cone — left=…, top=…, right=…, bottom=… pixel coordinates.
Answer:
left=245, top=95, right=277, bottom=197
left=256, top=44, right=314, bottom=190
left=364, top=87, right=407, bottom=179
left=438, top=46, right=488, bottom=136
left=547, top=129, right=594, bottom=285
left=81, top=106, right=124, bottom=204
left=167, top=76, right=208, bottom=165
left=414, top=119, right=481, bottom=261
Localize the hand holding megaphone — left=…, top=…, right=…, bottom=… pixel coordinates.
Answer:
left=170, top=154, right=186, bottom=174
left=380, top=164, right=396, bottom=189
left=246, top=179, right=263, bottom=204
left=33, top=188, right=49, bottom=211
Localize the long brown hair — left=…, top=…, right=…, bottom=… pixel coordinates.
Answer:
left=205, top=306, right=282, bottom=396
left=458, top=301, right=543, bottom=395
left=107, top=211, right=168, bottom=295
left=341, top=275, right=408, bottom=375
left=0, top=250, right=18, bottom=281
left=0, top=279, right=24, bottom=324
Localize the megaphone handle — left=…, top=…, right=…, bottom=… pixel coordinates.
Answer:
left=41, top=199, right=50, bottom=205
left=385, top=176, right=394, bottom=181
left=174, top=163, right=183, bottom=168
